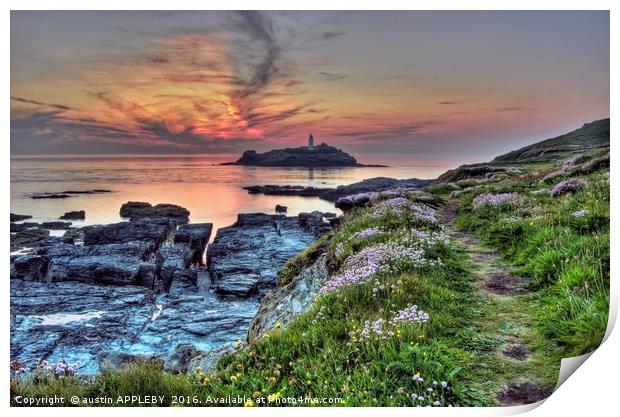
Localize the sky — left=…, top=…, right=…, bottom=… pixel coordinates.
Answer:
left=10, top=11, right=609, bottom=163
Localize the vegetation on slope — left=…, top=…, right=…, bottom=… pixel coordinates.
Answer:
left=492, top=118, right=609, bottom=163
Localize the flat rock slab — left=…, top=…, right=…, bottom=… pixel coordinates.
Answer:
left=174, top=223, right=213, bottom=264
left=82, top=218, right=174, bottom=250
left=248, top=254, right=329, bottom=343
left=10, top=279, right=156, bottom=374
left=132, top=270, right=258, bottom=362
left=10, top=269, right=260, bottom=375
left=11, top=213, right=33, bottom=222
left=207, top=213, right=320, bottom=297
left=120, top=202, right=190, bottom=223
left=60, top=210, right=86, bottom=220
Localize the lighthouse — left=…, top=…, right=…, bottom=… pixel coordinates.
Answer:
left=308, top=134, right=315, bottom=150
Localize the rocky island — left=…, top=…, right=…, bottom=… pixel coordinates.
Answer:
left=224, top=134, right=384, bottom=167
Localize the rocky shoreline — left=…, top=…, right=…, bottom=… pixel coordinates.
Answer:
left=9, top=171, right=438, bottom=376
left=10, top=202, right=334, bottom=375
left=243, top=176, right=433, bottom=202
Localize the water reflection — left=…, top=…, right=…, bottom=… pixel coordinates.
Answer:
left=11, top=155, right=454, bottom=234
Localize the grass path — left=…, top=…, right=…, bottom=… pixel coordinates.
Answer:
left=439, top=200, right=559, bottom=406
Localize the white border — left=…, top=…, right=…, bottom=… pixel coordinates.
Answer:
left=3, top=2, right=617, bottom=416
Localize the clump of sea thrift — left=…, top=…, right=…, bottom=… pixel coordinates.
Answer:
left=391, top=305, right=430, bottom=324
left=472, top=192, right=520, bottom=209
left=354, top=227, right=384, bottom=239
left=405, top=228, right=449, bottom=247
left=350, top=305, right=430, bottom=342
left=550, top=178, right=585, bottom=197
left=10, top=360, right=30, bottom=379
left=410, top=373, right=453, bottom=407
left=370, top=197, right=437, bottom=224
left=40, top=359, right=81, bottom=377
left=11, top=359, right=82, bottom=379
left=319, top=242, right=435, bottom=295
left=571, top=210, right=588, bottom=218
left=334, top=242, right=345, bottom=258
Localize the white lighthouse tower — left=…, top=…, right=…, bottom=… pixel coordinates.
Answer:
left=308, top=133, right=315, bottom=150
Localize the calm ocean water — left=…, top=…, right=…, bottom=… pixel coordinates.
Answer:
left=10, top=155, right=454, bottom=234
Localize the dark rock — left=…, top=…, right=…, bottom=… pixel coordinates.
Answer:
left=335, top=192, right=375, bottom=211
left=155, top=245, right=192, bottom=292
left=173, top=223, right=213, bottom=264
left=10, top=222, right=40, bottom=233
left=11, top=266, right=259, bottom=375
left=11, top=213, right=32, bottom=222
left=119, top=201, right=152, bottom=217
left=321, top=177, right=432, bottom=201
left=243, top=177, right=431, bottom=202
left=208, top=213, right=320, bottom=297
left=248, top=254, right=328, bottom=343
left=20, top=241, right=154, bottom=284
left=31, top=193, right=72, bottom=199
left=244, top=185, right=329, bottom=197
left=298, top=211, right=332, bottom=236
left=82, top=218, right=174, bottom=252
left=38, top=241, right=151, bottom=259
left=10, top=279, right=156, bottom=374
left=37, top=236, right=75, bottom=247
left=62, top=189, right=112, bottom=195
left=164, top=343, right=202, bottom=373
left=275, top=204, right=287, bottom=213
left=31, top=190, right=111, bottom=199
left=120, top=202, right=190, bottom=223
left=11, top=228, right=50, bottom=250
left=47, top=254, right=155, bottom=286
left=40, top=221, right=72, bottom=230
left=329, top=216, right=343, bottom=228
left=60, top=210, right=85, bottom=220
left=11, top=255, right=50, bottom=281
left=130, top=268, right=258, bottom=372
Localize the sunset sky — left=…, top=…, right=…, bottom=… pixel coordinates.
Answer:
left=10, top=11, right=609, bottom=162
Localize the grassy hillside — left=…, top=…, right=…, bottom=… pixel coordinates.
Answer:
left=492, top=118, right=609, bottom=163
left=11, top=142, right=610, bottom=407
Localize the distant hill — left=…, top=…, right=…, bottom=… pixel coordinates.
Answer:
left=492, top=118, right=609, bottom=163
left=436, top=118, right=610, bottom=183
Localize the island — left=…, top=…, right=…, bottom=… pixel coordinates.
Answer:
left=223, top=134, right=386, bottom=167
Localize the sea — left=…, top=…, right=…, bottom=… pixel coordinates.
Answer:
left=10, top=154, right=457, bottom=235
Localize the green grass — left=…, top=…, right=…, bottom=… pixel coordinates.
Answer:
left=455, top=160, right=609, bottom=359
left=11, top=152, right=609, bottom=407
